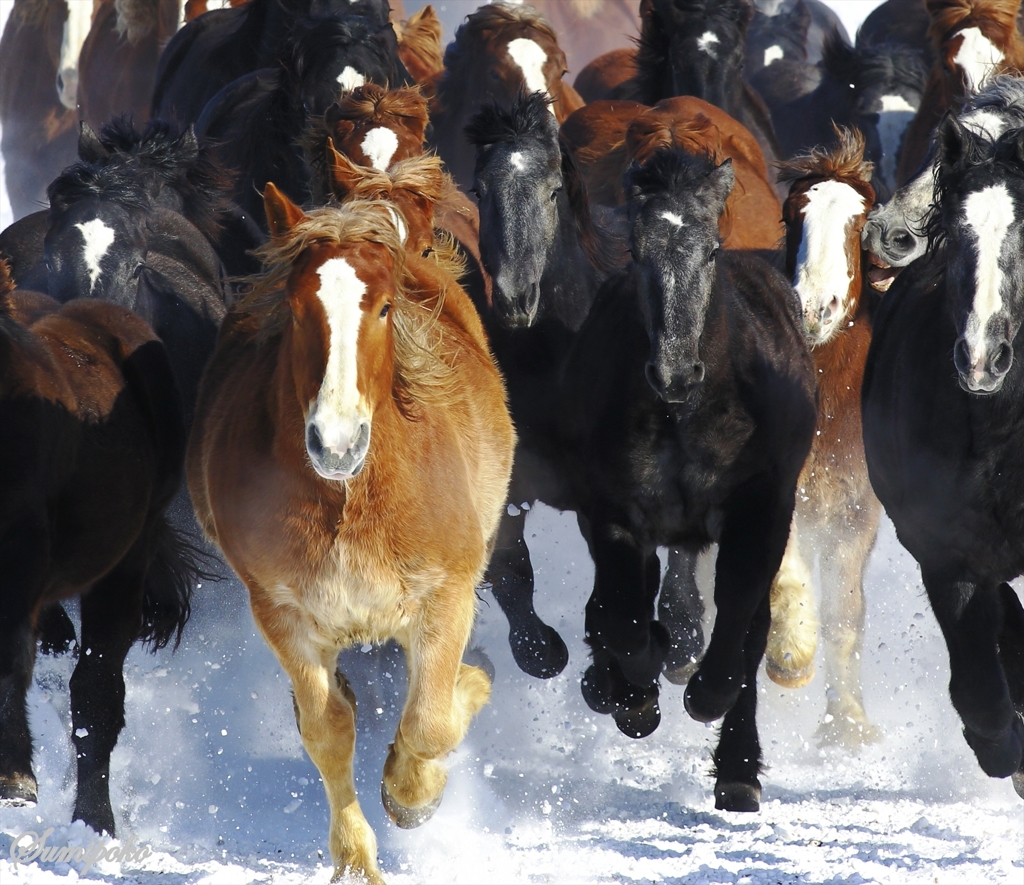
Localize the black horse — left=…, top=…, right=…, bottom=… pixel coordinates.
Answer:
left=196, top=14, right=406, bottom=230
left=862, top=115, right=1024, bottom=799
left=151, top=0, right=392, bottom=127
left=560, top=147, right=816, bottom=810
left=465, top=93, right=625, bottom=680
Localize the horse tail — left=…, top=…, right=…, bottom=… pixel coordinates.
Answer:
left=140, top=516, right=215, bottom=651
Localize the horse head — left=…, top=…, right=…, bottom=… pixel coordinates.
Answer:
left=625, top=148, right=734, bottom=402
left=781, top=126, right=876, bottom=346
left=319, top=84, right=428, bottom=172
left=258, top=185, right=422, bottom=480
left=935, top=114, right=1024, bottom=394
left=927, top=0, right=1024, bottom=98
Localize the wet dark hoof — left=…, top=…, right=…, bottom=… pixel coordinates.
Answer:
left=580, top=665, right=617, bottom=714
left=613, top=694, right=661, bottom=739
left=964, top=715, right=1024, bottom=779
left=381, top=780, right=442, bottom=830
left=0, top=775, right=37, bottom=807
left=714, top=781, right=761, bottom=813
left=1012, top=770, right=1024, bottom=801
left=683, top=670, right=741, bottom=723
left=72, top=803, right=115, bottom=837
left=463, top=646, right=496, bottom=683
left=510, top=624, right=568, bottom=679
left=663, top=653, right=701, bottom=686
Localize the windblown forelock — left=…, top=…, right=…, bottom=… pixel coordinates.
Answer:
left=464, top=92, right=556, bottom=149
left=778, top=126, right=875, bottom=194
left=48, top=159, right=154, bottom=217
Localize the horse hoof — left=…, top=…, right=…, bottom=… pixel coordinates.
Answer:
left=0, top=776, right=37, bottom=807
left=683, top=671, right=740, bottom=723
left=663, top=655, right=701, bottom=686
left=1012, top=770, right=1024, bottom=801
left=714, top=781, right=761, bottom=813
left=580, top=665, right=616, bottom=714
left=765, top=656, right=815, bottom=689
left=963, top=715, right=1024, bottom=778
left=381, top=780, right=443, bottom=830
left=612, top=695, right=661, bottom=739
left=510, top=625, right=568, bottom=679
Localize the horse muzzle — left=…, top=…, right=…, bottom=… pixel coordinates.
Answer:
left=954, top=337, right=1013, bottom=395
left=492, top=278, right=540, bottom=329
left=646, top=359, right=704, bottom=403
left=306, top=419, right=371, bottom=480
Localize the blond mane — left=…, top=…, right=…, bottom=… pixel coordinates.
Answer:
left=927, top=0, right=1024, bottom=67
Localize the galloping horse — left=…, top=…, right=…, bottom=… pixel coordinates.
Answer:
left=187, top=190, right=514, bottom=883
left=0, top=260, right=199, bottom=835
left=863, top=114, right=1024, bottom=798
left=559, top=147, right=816, bottom=804
left=768, top=128, right=884, bottom=748
left=428, top=1, right=585, bottom=191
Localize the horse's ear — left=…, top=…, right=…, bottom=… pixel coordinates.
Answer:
left=937, top=113, right=975, bottom=170
left=326, top=138, right=364, bottom=200
left=78, top=123, right=109, bottom=163
left=703, top=158, right=735, bottom=210
left=263, top=183, right=306, bottom=238
left=179, top=125, right=200, bottom=160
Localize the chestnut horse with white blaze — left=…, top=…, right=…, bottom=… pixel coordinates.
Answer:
left=187, top=189, right=514, bottom=883
left=768, top=128, right=884, bottom=749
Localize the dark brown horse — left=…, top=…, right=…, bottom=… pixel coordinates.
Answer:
left=769, top=128, right=884, bottom=749
left=0, top=258, right=200, bottom=835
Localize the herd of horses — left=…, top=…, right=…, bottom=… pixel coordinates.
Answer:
left=1, top=0, right=1024, bottom=882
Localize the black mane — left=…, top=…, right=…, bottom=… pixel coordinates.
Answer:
left=286, top=14, right=402, bottom=85
left=47, top=160, right=154, bottom=216
left=626, top=147, right=719, bottom=200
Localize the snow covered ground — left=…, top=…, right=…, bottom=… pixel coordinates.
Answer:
left=1, top=2, right=1022, bottom=884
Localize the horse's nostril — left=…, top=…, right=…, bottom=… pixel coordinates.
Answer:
left=690, top=362, right=705, bottom=385
left=645, top=362, right=664, bottom=393
left=306, top=422, right=323, bottom=458
left=953, top=338, right=971, bottom=375
left=993, top=341, right=1014, bottom=376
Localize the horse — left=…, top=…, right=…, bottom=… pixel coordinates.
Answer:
left=0, top=0, right=79, bottom=220
left=43, top=135, right=230, bottom=424
left=465, top=92, right=625, bottom=680
left=195, top=13, right=407, bottom=231
left=766, top=128, right=884, bottom=748
left=76, top=0, right=182, bottom=130
left=427, top=1, right=585, bottom=192
left=0, top=258, right=201, bottom=835
left=186, top=188, right=514, bottom=884
left=392, top=4, right=443, bottom=87
left=862, top=113, right=1024, bottom=800
left=611, top=0, right=783, bottom=174
left=745, top=0, right=822, bottom=115
left=561, top=96, right=784, bottom=250
left=858, top=0, right=936, bottom=68
left=862, top=74, right=1024, bottom=292
left=896, top=0, right=1024, bottom=187
left=558, top=146, right=816, bottom=806
left=151, top=0, right=393, bottom=126
left=751, top=0, right=849, bottom=64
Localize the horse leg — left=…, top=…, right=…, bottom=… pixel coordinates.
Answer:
left=765, top=521, right=818, bottom=688
left=685, top=477, right=793, bottom=724
left=580, top=519, right=668, bottom=739
left=249, top=594, right=381, bottom=885
left=659, top=546, right=707, bottom=685
left=995, top=583, right=1024, bottom=799
left=922, top=570, right=1024, bottom=783
left=0, top=520, right=50, bottom=807
left=382, top=581, right=491, bottom=828
left=485, top=506, right=568, bottom=678
left=712, top=589, right=771, bottom=812
left=816, top=502, right=883, bottom=749
left=37, top=603, right=78, bottom=656
left=70, top=556, right=147, bottom=835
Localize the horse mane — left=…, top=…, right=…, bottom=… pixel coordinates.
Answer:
left=394, top=5, right=444, bottom=84
left=967, top=71, right=1024, bottom=115
left=115, top=0, right=160, bottom=43
left=47, top=159, right=155, bottom=216
left=777, top=125, right=874, bottom=185
left=0, top=258, right=14, bottom=303
left=239, top=201, right=455, bottom=410
left=286, top=13, right=401, bottom=85
left=626, top=146, right=723, bottom=204
left=89, top=117, right=233, bottom=243
left=466, top=92, right=619, bottom=276
left=926, top=0, right=1024, bottom=63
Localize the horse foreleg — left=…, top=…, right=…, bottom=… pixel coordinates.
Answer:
left=816, top=500, right=883, bottom=749
left=923, top=570, right=1024, bottom=784
left=249, top=595, right=380, bottom=885
left=712, top=590, right=770, bottom=813
left=71, top=561, right=145, bottom=835
left=658, top=546, right=707, bottom=685
left=765, top=521, right=818, bottom=688
left=995, top=583, right=1024, bottom=799
left=383, top=583, right=490, bottom=829
left=486, top=505, right=568, bottom=678
left=685, top=476, right=793, bottom=725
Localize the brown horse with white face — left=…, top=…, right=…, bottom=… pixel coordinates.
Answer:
left=187, top=191, right=514, bottom=884
left=767, top=128, right=884, bottom=749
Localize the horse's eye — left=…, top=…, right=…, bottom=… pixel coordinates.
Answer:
left=380, top=303, right=391, bottom=319
left=550, top=187, right=562, bottom=202
left=133, top=264, right=144, bottom=278
left=708, top=247, right=719, bottom=263
left=422, top=247, right=434, bottom=258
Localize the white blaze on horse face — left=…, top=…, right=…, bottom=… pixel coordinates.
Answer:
left=660, top=211, right=684, bottom=227
left=337, top=66, right=366, bottom=92
left=385, top=206, right=408, bottom=244
left=952, top=26, right=1004, bottom=92
left=763, top=45, right=784, bottom=67
left=794, top=180, right=865, bottom=344
left=962, top=184, right=1014, bottom=368
left=877, top=94, right=917, bottom=189
left=311, top=256, right=368, bottom=454
left=963, top=108, right=1010, bottom=141
left=75, top=219, right=115, bottom=294
left=697, top=31, right=720, bottom=58
left=509, top=151, right=526, bottom=171
left=360, top=127, right=399, bottom=171
left=506, top=38, right=555, bottom=115
left=57, top=0, right=95, bottom=109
